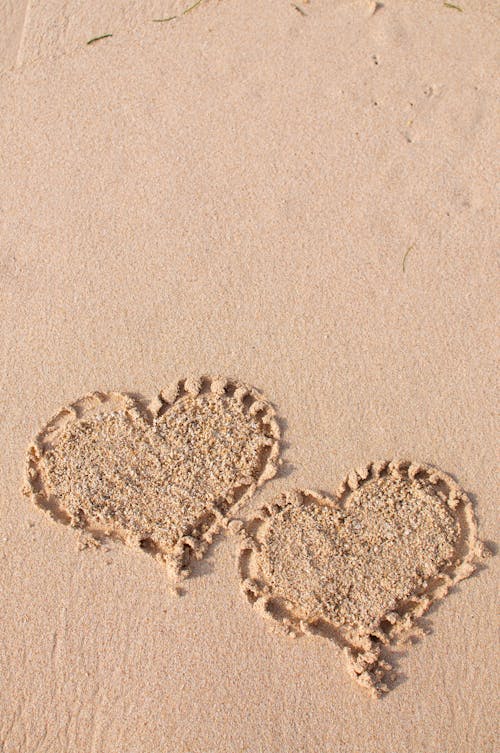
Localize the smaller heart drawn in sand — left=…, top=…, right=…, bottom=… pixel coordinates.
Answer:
left=238, top=460, right=487, bottom=696
left=26, top=376, right=280, bottom=581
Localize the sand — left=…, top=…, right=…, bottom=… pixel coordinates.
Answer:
left=0, top=0, right=28, bottom=69
left=0, top=1, right=498, bottom=751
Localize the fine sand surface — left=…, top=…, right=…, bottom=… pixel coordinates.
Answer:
left=14, top=0, right=225, bottom=68
left=0, top=0, right=28, bottom=69
left=0, top=1, right=498, bottom=752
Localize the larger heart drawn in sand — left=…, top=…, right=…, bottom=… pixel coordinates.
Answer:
left=26, top=376, right=280, bottom=580
left=238, top=460, right=486, bottom=696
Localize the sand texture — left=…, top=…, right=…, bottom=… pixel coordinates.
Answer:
left=0, top=0, right=28, bottom=69
left=16, top=0, right=180, bottom=67
left=239, top=460, right=487, bottom=696
left=0, top=1, right=498, bottom=751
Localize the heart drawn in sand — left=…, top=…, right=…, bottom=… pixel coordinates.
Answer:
left=238, top=460, right=486, bottom=696
left=26, top=376, right=280, bottom=580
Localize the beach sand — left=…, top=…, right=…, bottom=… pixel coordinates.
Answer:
left=0, top=1, right=498, bottom=751
left=0, top=0, right=28, bottom=69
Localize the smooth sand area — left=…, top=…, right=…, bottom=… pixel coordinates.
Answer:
left=0, top=0, right=28, bottom=69
left=0, top=2, right=498, bottom=751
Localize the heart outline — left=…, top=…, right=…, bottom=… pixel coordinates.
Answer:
left=25, top=375, right=281, bottom=581
left=237, top=459, right=487, bottom=696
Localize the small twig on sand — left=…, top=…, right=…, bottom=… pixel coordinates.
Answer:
left=292, top=3, right=307, bottom=15
left=402, top=244, right=415, bottom=273
left=443, top=2, right=463, bottom=10
left=152, top=17, right=177, bottom=22
left=87, top=33, right=113, bottom=45
left=183, top=0, right=203, bottom=14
